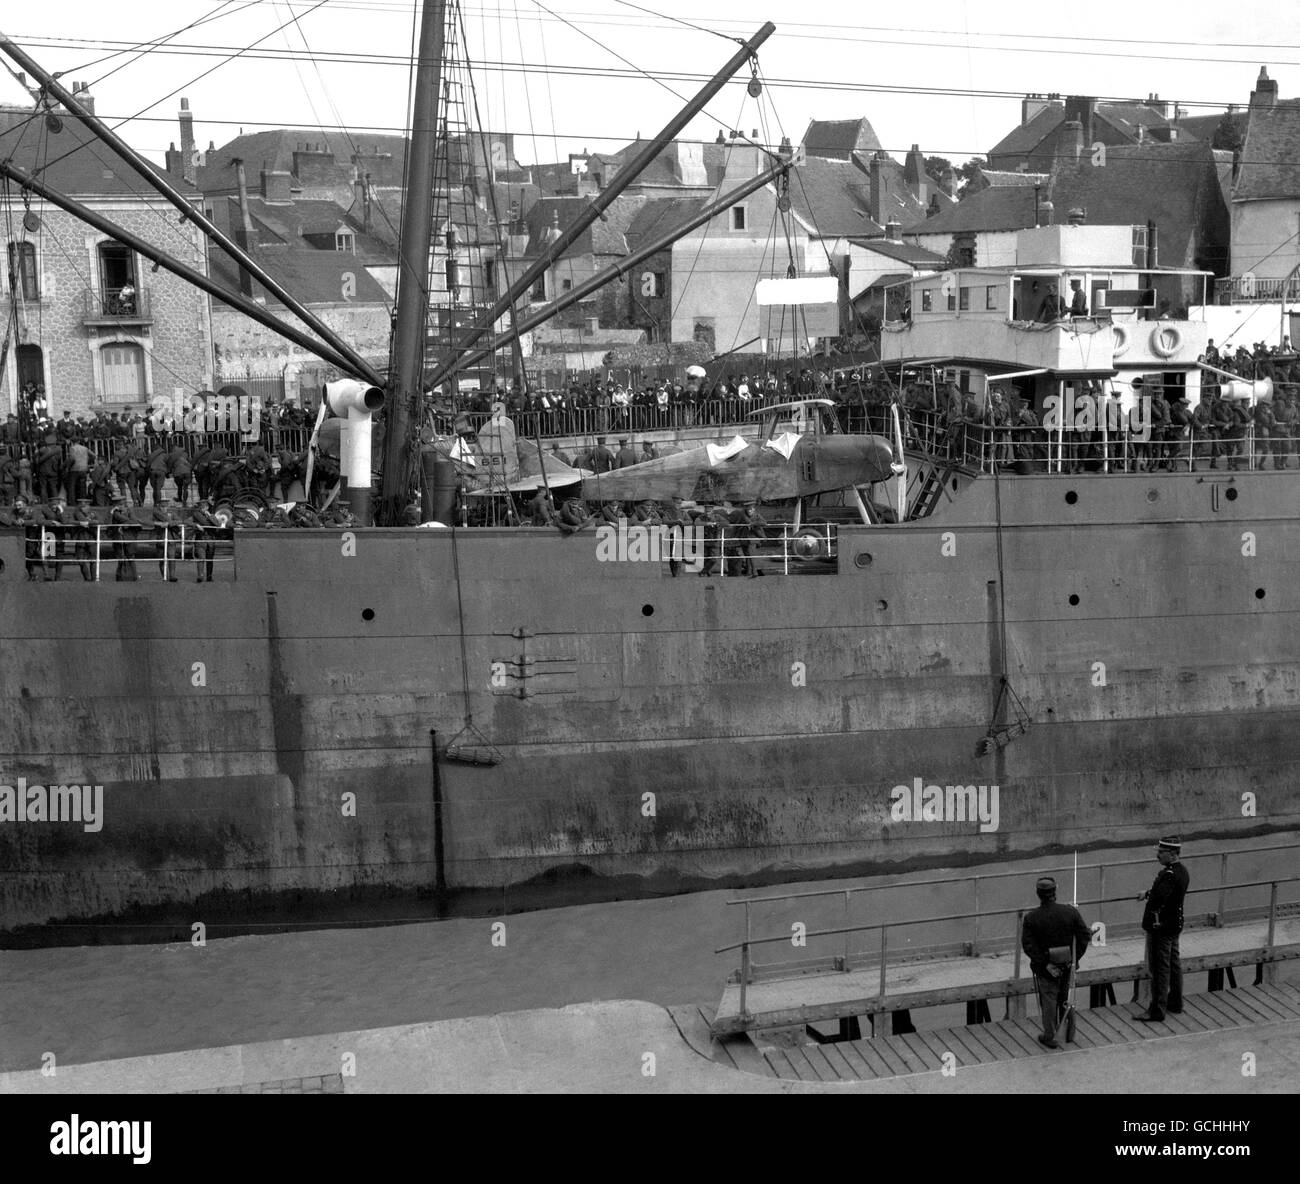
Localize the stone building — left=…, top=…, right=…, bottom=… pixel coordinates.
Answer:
left=1, top=85, right=213, bottom=417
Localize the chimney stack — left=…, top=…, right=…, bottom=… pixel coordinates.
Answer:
left=178, top=97, right=196, bottom=185
left=868, top=150, right=889, bottom=227
left=70, top=80, right=95, bottom=116
left=1251, top=66, right=1278, bottom=108
left=1062, top=119, right=1084, bottom=163
left=1064, top=96, right=1096, bottom=147
left=231, top=157, right=256, bottom=297
left=885, top=217, right=902, bottom=242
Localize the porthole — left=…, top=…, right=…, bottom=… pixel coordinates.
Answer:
left=1068, top=594, right=1080, bottom=607
left=641, top=604, right=654, bottom=617
left=1226, top=487, right=1239, bottom=502
left=362, top=608, right=375, bottom=622
left=1065, top=490, right=1078, bottom=505
left=855, top=552, right=873, bottom=568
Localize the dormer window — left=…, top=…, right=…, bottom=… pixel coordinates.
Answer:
left=335, top=230, right=355, bottom=253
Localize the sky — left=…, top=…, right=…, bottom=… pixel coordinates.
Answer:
left=0, top=0, right=1295, bottom=171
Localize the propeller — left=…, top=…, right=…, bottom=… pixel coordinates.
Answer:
left=889, top=403, right=907, bottom=522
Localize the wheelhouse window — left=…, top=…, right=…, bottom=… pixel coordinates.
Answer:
left=335, top=230, right=355, bottom=253
left=985, top=285, right=998, bottom=310
left=731, top=206, right=747, bottom=231
left=959, top=286, right=971, bottom=311
left=921, top=289, right=932, bottom=312
left=7, top=241, right=38, bottom=300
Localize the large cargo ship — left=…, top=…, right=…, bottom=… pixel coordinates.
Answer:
left=2, top=6, right=1297, bottom=941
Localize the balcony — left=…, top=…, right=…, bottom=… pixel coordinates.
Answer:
left=82, top=286, right=153, bottom=326
left=1214, top=275, right=1300, bottom=305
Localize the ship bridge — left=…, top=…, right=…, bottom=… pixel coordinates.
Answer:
left=881, top=263, right=1211, bottom=378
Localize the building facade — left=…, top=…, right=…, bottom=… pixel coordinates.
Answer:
left=2, top=94, right=212, bottom=417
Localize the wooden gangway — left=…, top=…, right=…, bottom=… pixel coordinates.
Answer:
left=676, top=982, right=1300, bottom=1083
left=711, top=844, right=1300, bottom=1040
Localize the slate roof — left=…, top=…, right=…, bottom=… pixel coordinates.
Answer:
left=624, top=197, right=707, bottom=251
left=521, top=195, right=632, bottom=258
left=988, top=105, right=1067, bottom=160
left=1234, top=100, right=1300, bottom=201
left=787, top=156, right=875, bottom=235
left=908, top=185, right=1038, bottom=235
left=849, top=237, right=946, bottom=266
left=976, top=169, right=1050, bottom=188
left=208, top=246, right=392, bottom=306
left=988, top=100, right=1178, bottom=161
left=0, top=104, right=199, bottom=199
left=910, top=140, right=1228, bottom=273
left=1174, top=112, right=1230, bottom=143
left=801, top=118, right=883, bottom=160
left=193, top=128, right=407, bottom=193
left=1051, top=142, right=1229, bottom=269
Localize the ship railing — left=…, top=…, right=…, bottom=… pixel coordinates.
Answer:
left=717, top=863, right=1300, bottom=1025
left=711, top=523, right=837, bottom=576
left=19, top=524, right=235, bottom=582
left=953, top=423, right=1294, bottom=476
left=427, top=396, right=801, bottom=440
left=717, top=839, right=1300, bottom=1021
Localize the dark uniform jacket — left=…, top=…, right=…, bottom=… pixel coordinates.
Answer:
left=1142, top=861, right=1189, bottom=935
left=1021, top=900, right=1092, bottom=976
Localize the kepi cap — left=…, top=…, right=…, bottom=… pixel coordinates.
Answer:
left=1157, top=835, right=1182, bottom=854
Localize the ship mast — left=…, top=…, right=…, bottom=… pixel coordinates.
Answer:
left=383, top=0, right=447, bottom=522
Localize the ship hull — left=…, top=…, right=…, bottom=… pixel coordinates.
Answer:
left=3, top=468, right=1298, bottom=939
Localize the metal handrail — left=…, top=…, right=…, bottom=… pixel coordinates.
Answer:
left=717, top=874, right=1300, bottom=955
left=723, top=838, right=1300, bottom=909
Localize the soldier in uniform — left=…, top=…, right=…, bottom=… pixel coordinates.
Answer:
left=0, top=451, right=18, bottom=506
left=109, top=493, right=139, bottom=581
left=169, top=445, right=193, bottom=505
left=43, top=497, right=68, bottom=580
left=146, top=442, right=170, bottom=504
left=1252, top=396, right=1277, bottom=469
left=1135, top=835, right=1189, bottom=1022
left=88, top=455, right=114, bottom=506
left=190, top=497, right=222, bottom=582
left=14, top=497, right=45, bottom=580
left=1270, top=390, right=1295, bottom=469
left=72, top=497, right=97, bottom=581
left=152, top=498, right=180, bottom=581
left=556, top=495, right=590, bottom=535
left=1021, top=876, right=1092, bottom=1048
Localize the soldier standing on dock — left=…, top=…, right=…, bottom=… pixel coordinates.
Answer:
left=1136, top=836, right=1188, bottom=1022
left=1021, top=876, right=1092, bottom=1048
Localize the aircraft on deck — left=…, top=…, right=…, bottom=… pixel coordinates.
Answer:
left=576, top=400, right=896, bottom=505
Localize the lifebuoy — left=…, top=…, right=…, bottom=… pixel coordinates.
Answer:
left=1111, top=323, right=1130, bottom=358
left=1151, top=324, right=1182, bottom=358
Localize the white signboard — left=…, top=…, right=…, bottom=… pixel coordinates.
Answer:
left=756, top=275, right=839, bottom=307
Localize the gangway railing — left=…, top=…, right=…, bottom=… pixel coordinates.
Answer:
left=716, top=841, right=1300, bottom=1029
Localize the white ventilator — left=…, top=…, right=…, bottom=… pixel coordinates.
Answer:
left=890, top=403, right=907, bottom=522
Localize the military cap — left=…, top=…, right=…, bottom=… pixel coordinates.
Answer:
left=1035, top=876, right=1057, bottom=897
left=1156, top=835, right=1182, bottom=854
